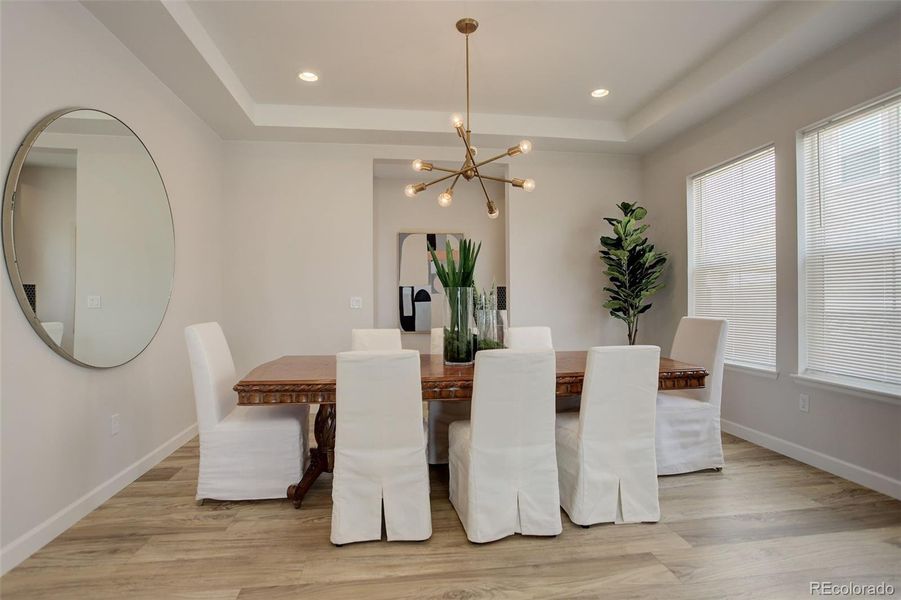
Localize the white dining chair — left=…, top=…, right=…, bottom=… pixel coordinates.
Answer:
left=430, top=327, right=444, bottom=355
left=506, top=326, right=553, bottom=350
left=556, top=345, right=661, bottom=526
left=426, top=327, right=470, bottom=464
left=185, top=322, right=309, bottom=501
left=656, top=317, right=728, bottom=475
left=448, top=349, right=562, bottom=543
left=331, top=350, right=432, bottom=545
left=506, top=326, right=578, bottom=412
left=351, top=328, right=402, bottom=351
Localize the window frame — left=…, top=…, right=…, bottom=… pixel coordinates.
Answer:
left=795, top=89, right=901, bottom=402
left=686, top=142, right=778, bottom=373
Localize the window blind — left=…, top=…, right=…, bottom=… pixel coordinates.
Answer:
left=801, top=94, right=901, bottom=388
left=689, top=146, right=776, bottom=369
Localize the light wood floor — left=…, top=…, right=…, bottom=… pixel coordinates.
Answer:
left=2, top=434, right=899, bottom=599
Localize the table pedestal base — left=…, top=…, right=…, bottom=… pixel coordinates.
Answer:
left=287, top=404, right=336, bottom=508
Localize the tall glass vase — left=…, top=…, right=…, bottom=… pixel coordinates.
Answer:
left=443, top=287, right=475, bottom=364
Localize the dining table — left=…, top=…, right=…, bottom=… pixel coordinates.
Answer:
left=234, top=351, right=709, bottom=508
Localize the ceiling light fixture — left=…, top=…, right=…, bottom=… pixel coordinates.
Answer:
left=407, top=18, right=534, bottom=218
left=591, top=88, right=610, bottom=98
left=298, top=71, right=319, bottom=82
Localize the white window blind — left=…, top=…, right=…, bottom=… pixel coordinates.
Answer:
left=800, top=94, right=901, bottom=389
left=689, top=146, right=776, bottom=369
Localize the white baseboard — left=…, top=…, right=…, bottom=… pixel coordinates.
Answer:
left=0, top=422, right=197, bottom=575
left=722, top=419, right=901, bottom=500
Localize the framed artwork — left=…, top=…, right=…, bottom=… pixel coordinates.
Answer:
left=397, top=232, right=463, bottom=332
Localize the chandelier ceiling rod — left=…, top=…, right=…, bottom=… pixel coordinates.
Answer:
left=405, top=17, right=535, bottom=219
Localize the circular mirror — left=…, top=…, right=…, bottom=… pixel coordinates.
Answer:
left=2, top=109, right=174, bottom=368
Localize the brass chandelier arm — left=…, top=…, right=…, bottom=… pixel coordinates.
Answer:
left=458, top=132, right=493, bottom=206
left=420, top=169, right=466, bottom=190
left=474, top=173, right=514, bottom=185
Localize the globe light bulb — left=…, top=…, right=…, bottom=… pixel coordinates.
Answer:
left=451, top=113, right=464, bottom=128
left=487, top=205, right=500, bottom=219
left=469, top=146, right=478, bottom=157
left=437, top=189, right=453, bottom=207
left=404, top=184, right=417, bottom=198
left=518, top=140, right=532, bottom=154
left=412, top=159, right=424, bottom=171
left=522, top=178, right=536, bottom=192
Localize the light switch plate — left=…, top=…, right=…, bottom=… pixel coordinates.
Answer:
left=350, top=296, right=363, bottom=309
left=111, top=414, right=120, bottom=436
left=799, top=394, right=810, bottom=413
left=87, top=295, right=102, bottom=309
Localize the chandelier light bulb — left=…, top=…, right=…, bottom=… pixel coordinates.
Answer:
left=487, top=204, right=500, bottom=219
left=522, top=178, right=536, bottom=192
left=404, top=184, right=417, bottom=198
left=451, top=113, right=465, bottom=128
left=438, top=189, right=454, bottom=207
left=518, top=140, right=532, bottom=154
left=469, top=146, right=478, bottom=157
left=412, top=159, right=433, bottom=172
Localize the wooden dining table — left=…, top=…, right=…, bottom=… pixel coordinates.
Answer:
left=235, top=351, right=708, bottom=508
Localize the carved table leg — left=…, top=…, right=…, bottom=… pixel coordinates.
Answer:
left=287, top=404, right=336, bottom=508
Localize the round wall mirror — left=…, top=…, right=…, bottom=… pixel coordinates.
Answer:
left=2, top=109, right=174, bottom=368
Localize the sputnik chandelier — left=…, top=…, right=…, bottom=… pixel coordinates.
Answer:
left=405, top=18, right=535, bottom=219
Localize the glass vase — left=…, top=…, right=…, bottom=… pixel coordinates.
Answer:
left=443, top=287, right=475, bottom=364
left=476, top=309, right=505, bottom=351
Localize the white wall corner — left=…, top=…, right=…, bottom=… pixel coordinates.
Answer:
left=0, top=423, right=198, bottom=575
left=722, top=419, right=901, bottom=500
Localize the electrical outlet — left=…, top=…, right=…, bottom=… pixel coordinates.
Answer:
left=349, top=296, right=363, bottom=309
left=111, top=414, right=120, bottom=436
left=799, top=394, right=810, bottom=413
left=87, top=295, right=102, bottom=309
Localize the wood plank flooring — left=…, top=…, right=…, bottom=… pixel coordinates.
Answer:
left=2, top=434, right=899, bottom=599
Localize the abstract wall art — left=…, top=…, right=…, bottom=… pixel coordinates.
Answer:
left=397, top=232, right=463, bottom=332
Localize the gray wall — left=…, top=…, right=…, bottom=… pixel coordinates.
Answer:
left=640, top=19, right=901, bottom=496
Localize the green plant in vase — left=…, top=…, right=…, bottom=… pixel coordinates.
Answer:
left=474, top=282, right=505, bottom=350
left=430, top=238, right=481, bottom=363
left=600, top=202, right=667, bottom=345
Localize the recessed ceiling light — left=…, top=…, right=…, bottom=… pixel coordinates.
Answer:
left=298, top=71, right=319, bottom=82
left=591, top=88, right=610, bottom=98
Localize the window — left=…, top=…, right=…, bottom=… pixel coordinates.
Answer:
left=800, top=94, right=901, bottom=391
left=689, top=146, right=777, bottom=370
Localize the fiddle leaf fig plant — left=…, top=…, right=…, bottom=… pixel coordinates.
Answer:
left=600, top=202, right=667, bottom=345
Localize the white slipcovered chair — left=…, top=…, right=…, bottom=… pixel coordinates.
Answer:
left=426, top=327, right=470, bottom=464
left=351, top=328, right=402, bottom=351
left=185, top=322, right=309, bottom=501
left=506, top=326, right=580, bottom=412
left=656, top=317, right=728, bottom=475
left=331, top=350, right=432, bottom=545
left=448, top=349, right=562, bottom=543
left=506, top=326, right=553, bottom=350
left=556, top=345, right=661, bottom=526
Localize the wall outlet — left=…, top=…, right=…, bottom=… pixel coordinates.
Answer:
left=87, top=295, right=102, bottom=309
left=111, top=414, right=120, bottom=436
left=349, top=296, right=363, bottom=309
left=799, top=394, right=810, bottom=413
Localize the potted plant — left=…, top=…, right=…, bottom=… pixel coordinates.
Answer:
left=600, top=202, right=667, bottom=345
left=430, top=238, right=481, bottom=364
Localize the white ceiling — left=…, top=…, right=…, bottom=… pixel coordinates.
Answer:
left=84, top=0, right=900, bottom=153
